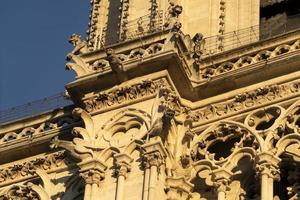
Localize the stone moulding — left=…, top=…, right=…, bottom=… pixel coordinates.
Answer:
left=0, top=151, right=74, bottom=187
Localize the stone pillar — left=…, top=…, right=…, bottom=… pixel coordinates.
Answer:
left=256, top=152, right=281, bottom=200
left=216, top=183, right=227, bottom=200
left=79, top=159, right=107, bottom=200
left=142, top=138, right=167, bottom=200
left=165, top=177, right=194, bottom=200
left=114, top=153, right=134, bottom=200
left=212, top=168, right=232, bottom=200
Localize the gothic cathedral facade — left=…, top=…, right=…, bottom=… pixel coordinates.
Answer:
left=1, top=0, right=300, bottom=199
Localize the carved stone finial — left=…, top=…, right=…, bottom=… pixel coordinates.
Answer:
left=68, top=34, right=88, bottom=58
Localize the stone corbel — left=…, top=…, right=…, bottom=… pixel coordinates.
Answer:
left=165, top=177, right=194, bottom=200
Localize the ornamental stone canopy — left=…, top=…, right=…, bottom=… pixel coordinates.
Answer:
left=1, top=0, right=300, bottom=200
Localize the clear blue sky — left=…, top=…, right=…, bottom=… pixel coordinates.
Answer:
left=0, top=1, right=90, bottom=110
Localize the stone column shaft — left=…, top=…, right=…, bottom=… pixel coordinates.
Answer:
left=142, top=138, right=167, bottom=200
left=114, top=153, right=133, bottom=200
left=84, top=184, right=92, bottom=200
left=261, top=173, right=269, bottom=200
left=80, top=169, right=105, bottom=200
left=218, top=190, right=226, bottom=200
left=116, top=175, right=125, bottom=200
left=256, top=153, right=280, bottom=200
left=148, top=165, right=158, bottom=200
left=142, top=167, right=150, bottom=200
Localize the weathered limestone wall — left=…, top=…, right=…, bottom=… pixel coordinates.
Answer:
left=174, top=0, right=259, bottom=38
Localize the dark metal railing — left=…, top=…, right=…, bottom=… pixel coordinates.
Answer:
left=0, top=93, right=73, bottom=125
left=101, top=10, right=165, bottom=47
left=201, top=15, right=300, bottom=57
left=124, top=10, right=164, bottom=40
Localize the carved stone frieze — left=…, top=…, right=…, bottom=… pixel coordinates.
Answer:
left=83, top=78, right=168, bottom=113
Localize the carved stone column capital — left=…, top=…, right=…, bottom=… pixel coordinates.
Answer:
left=79, top=159, right=107, bottom=186
left=211, top=168, right=232, bottom=192
left=255, top=152, right=281, bottom=180
left=214, top=179, right=230, bottom=193
left=165, top=177, right=194, bottom=200
left=256, top=163, right=280, bottom=180
left=142, top=138, right=167, bottom=169
left=80, top=169, right=105, bottom=186
left=114, top=153, right=133, bottom=178
left=144, top=152, right=165, bottom=168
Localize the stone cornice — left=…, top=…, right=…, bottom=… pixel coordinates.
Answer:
left=66, top=29, right=300, bottom=103
left=1, top=71, right=299, bottom=152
